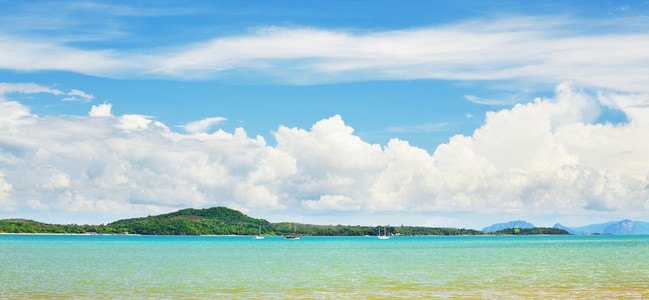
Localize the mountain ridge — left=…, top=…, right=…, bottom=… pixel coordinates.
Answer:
left=554, top=219, right=649, bottom=235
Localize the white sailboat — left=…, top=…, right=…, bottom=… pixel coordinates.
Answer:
left=253, top=225, right=264, bottom=239
left=377, top=226, right=390, bottom=239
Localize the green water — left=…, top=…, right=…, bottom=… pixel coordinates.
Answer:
left=1, top=235, right=648, bottom=299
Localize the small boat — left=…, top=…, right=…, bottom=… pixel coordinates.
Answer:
left=377, top=226, right=390, bottom=240
left=282, top=223, right=301, bottom=240
left=253, top=225, right=264, bottom=239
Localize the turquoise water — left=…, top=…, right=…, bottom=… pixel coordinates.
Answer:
left=1, top=235, right=649, bottom=299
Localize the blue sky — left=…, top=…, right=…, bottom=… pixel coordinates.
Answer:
left=1, top=1, right=649, bottom=229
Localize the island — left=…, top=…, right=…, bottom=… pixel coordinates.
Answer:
left=0, top=206, right=569, bottom=236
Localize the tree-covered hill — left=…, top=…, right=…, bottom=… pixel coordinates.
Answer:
left=107, top=207, right=271, bottom=235
left=0, top=207, right=270, bottom=235
left=0, top=219, right=95, bottom=234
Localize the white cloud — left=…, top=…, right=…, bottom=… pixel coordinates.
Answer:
left=142, top=23, right=649, bottom=91
left=26, top=199, right=48, bottom=210
left=0, top=100, right=35, bottom=129
left=180, top=117, right=227, bottom=133
left=117, top=114, right=153, bottom=131
left=89, top=103, right=113, bottom=117
left=43, top=172, right=70, bottom=190
left=0, top=35, right=127, bottom=76
left=465, top=94, right=526, bottom=106
left=0, top=84, right=649, bottom=222
left=0, top=82, right=63, bottom=101
left=0, top=172, right=13, bottom=211
left=1, top=82, right=98, bottom=105
left=62, top=89, right=95, bottom=102
left=385, top=122, right=452, bottom=133
left=2, top=16, right=649, bottom=91
left=0, top=101, right=290, bottom=220
left=302, top=195, right=361, bottom=211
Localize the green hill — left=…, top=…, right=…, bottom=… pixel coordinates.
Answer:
left=108, top=207, right=271, bottom=235
left=0, top=219, right=90, bottom=234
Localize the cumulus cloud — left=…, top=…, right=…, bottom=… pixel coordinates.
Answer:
left=2, top=16, right=649, bottom=91
left=0, top=101, right=290, bottom=219
left=117, top=114, right=153, bottom=131
left=0, top=172, right=13, bottom=211
left=180, top=117, right=227, bottom=133
left=89, top=103, right=113, bottom=117
left=0, top=84, right=648, bottom=222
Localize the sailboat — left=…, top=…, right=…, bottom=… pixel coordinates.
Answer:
left=253, top=225, right=264, bottom=239
left=282, top=223, right=301, bottom=240
left=377, top=226, right=390, bottom=240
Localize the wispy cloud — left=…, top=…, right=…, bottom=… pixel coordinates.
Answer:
left=62, top=89, right=94, bottom=102
left=2, top=16, right=649, bottom=91
left=0, top=82, right=99, bottom=105
left=58, top=2, right=209, bottom=17
left=464, top=93, right=532, bottom=106
left=0, top=82, right=63, bottom=101
left=609, top=4, right=631, bottom=15
left=0, top=35, right=128, bottom=75
left=385, top=122, right=453, bottom=133
left=180, top=117, right=228, bottom=133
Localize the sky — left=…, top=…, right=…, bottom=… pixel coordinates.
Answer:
left=1, top=0, right=649, bottom=229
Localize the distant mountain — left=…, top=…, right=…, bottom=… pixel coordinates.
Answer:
left=553, top=222, right=615, bottom=235
left=483, top=220, right=534, bottom=233
left=554, top=219, right=649, bottom=235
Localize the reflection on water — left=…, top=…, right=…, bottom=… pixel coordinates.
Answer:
left=1, top=235, right=648, bottom=298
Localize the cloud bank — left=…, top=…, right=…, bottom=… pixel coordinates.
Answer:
left=1, top=83, right=648, bottom=221
left=2, top=16, right=649, bottom=91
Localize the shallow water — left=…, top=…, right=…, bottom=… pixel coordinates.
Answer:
left=1, top=234, right=648, bottom=298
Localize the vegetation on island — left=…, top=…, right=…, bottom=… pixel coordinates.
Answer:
left=488, top=227, right=570, bottom=235
left=0, top=206, right=568, bottom=236
left=107, top=207, right=271, bottom=235
left=0, top=218, right=98, bottom=234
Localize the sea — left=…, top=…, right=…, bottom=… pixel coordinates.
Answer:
left=1, top=234, right=648, bottom=299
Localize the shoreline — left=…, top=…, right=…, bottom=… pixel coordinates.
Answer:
left=0, top=232, right=579, bottom=237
